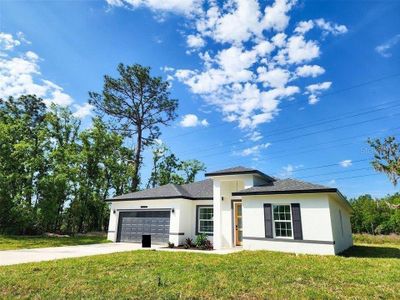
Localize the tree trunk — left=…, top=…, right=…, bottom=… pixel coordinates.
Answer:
left=131, top=128, right=142, bottom=191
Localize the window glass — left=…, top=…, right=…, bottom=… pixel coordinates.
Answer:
left=198, top=207, right=213, bottom=234
left=273, top=205, right=292, bottom=238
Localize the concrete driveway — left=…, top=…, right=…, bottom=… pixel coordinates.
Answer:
left=0, top=243, right=159, bottom=266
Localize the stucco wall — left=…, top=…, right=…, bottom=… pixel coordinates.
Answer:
left=328, top=195, right=353, bottom=253
left=108, top=198, right=191, bottom=245
left=241, top=193, right=336, bottom=255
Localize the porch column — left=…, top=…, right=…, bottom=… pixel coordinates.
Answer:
left=213, top=179, right=222, bottom=249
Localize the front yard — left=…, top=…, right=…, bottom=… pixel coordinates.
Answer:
left=0, top=239, right=399, bottom=299
left=0, top=234, right=108, bottom=250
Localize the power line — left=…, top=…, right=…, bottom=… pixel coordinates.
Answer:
left=176, top=100, right=400, bottom=157
left=168, top=73, right=400, bottom=140
left=192, top=111, right=400, bottom=160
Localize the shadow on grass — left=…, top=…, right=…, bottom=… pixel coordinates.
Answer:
left=341, top=245, right=400, bottom=259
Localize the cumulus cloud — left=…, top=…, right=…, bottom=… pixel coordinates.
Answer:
left=0, top=31, right=91, bottom=118
left=106, top=0, right=203, bottom=15
left=73, top=103, right=95, bottom=119
left=339, top=159, right=352, bottom=168
left=375, top=34, right=400, bottom=58
left=295, top=65, right=325, bottom=78
left=180, top=114, right=209, bottom=127
left=278, top=164, right=302, bottom=177
left=235, top=142, right=271, bottom=157
left=305, top=81, right=332, bottom=104
left=107, top=0, right=348, bottom=134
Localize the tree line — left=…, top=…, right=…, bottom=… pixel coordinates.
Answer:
left=0, top=64, right=205, bottom=235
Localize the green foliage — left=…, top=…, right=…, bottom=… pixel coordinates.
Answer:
left=350, top=193, right=400, bottom=234
left=1, top=243, right=399, bottom=298
left=147, top=142, right=206, bottom=188
left=89, top=63, right=178, bottom=191
left=368, top=136, right=400, bottom=186
left=194, top=233, right=211, bottom=249
left=0, top=95, right=133, bottom=234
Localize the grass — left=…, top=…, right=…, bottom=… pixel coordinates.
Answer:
left=0, top=234, right=108, bottom=250
left=0, top=241, right=399, bottom=299
left=353, top=233, right=400, bottom=245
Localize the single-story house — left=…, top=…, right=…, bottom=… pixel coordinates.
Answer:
left=106, top=166, right=353, bottom=255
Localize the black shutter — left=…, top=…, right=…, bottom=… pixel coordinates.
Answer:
left=291, top=203, right=303, bottom=240
left=263, top=203, right=273, bottom=238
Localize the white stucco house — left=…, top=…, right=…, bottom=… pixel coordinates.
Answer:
left=106, top=166, right=353, bottom=255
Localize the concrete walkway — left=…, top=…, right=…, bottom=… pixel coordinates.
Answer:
left=0, top=243, right=160, bottom=266
left=0, top=243, right=243, bottom=266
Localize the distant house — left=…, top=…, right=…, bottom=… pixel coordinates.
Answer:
left=106, top=166, right=353, bottom=255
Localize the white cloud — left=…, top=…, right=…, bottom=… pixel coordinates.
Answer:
left=235, top=142, right=271, bottom=157
left=375, top=34, right=400, bottom=58
left=246, top=130, right=263, bottom=142
left=179, top=114, right=208, bottom=127
left=106, top=0, right=203, bottom=15
left=107, top=0, right=347, bottom=133
left=295, top=65, right=325, bottom=77
left=305, top=81, right=332, bottom=104
left=315, top=19, right=348, bottom=36
left=0, top=32, right=88, bottom=115
left=339, top=160, right=352, bottom=168
left=73, top=103, right=94, bottom=119
left=0, top=33, right=21, bottom=52
left=187, top=34, right=205, bottom=48
left=278, top=164, right=302, bottom=177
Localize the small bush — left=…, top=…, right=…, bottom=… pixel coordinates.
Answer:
left=195, top=233, right=208, bottom=248
left=167, top=242, right=175, bottom=248
left=184, top=238, right=194, bottom=248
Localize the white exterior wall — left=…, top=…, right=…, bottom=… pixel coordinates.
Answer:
left=211, top=175, right=250, bottom=249
left=328, top=195, right=353, bottom=253
left=108, top=198, right=200, bottom=246
left=242, top=193, right=336, bottom=255
left=107, top=198, right=213, bottom=246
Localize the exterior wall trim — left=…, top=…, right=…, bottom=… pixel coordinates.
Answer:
left=107, top=196, right=213, bottom=202
left=243, top=236, right=335, bottom=245
left=233, top=189, right=338, bottom=196
left=169, top=232, right=184, bottom=236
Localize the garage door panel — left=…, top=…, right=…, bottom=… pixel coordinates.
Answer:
left=117, top=210, right=171, bottom=243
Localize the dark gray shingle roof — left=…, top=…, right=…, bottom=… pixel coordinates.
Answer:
left=108, top=179, right=213, bottom=201
left=205, top=166, right=274, bottom=180
left=233, top=178, right=336, bottom=195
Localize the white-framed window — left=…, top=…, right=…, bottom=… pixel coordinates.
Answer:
left=197, top=206, right=213, bottom=235
left=273, top=204, right=293, bottom=238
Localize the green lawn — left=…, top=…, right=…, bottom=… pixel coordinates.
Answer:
left=0, top=242, right=399, bottom=299
left=0, top=234, right=108, bottom=250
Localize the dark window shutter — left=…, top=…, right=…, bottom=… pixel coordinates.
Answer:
left=291, top=203, right=303, bottom=240
left=263, top=203, right=273, bottom=238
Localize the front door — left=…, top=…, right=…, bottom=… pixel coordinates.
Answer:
left=234, top=202, right=243, bottom=246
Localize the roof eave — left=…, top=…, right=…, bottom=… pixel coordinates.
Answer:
left=205, top=170, right=274, bottom=181
left=232, top=188, right=339, bottom=196
left=105, top=196, right=213, bottom=202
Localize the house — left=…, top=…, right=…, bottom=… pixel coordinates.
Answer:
left=106, top=166, right=353, bottom=255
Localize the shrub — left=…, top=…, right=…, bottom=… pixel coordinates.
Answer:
left=195, top=233, right=208, bottom=248
left=184, top=238, right=194, bottom=248
left=167, top=242, right=174, bottom=248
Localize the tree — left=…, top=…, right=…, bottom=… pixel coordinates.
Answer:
left=147, top=143, right=206, bottom=188
left=368, top=136, right=400, bottom=186
left=89, top=64, right=178, bottom=191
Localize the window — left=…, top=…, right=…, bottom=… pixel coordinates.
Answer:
left=273, top=205, right=292, bottom=238
left=197, top=206, right=213, bottom=235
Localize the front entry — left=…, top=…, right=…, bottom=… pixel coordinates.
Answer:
left=234, top=202, right=243, bottom=246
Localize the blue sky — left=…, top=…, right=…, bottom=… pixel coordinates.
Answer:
left=1, top=0, right=399, bottom=198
